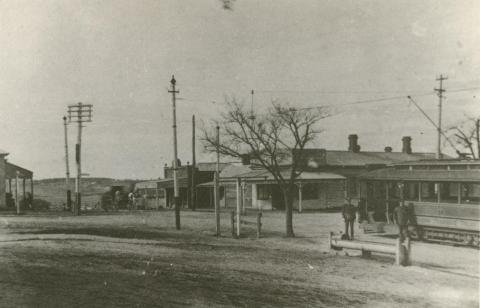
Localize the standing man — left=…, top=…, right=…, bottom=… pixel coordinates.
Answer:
left=394, top=201, right=410, bottom=242
left=128, top=191, right=134, bottom=210
left=342, top=197, right=356, bottom=240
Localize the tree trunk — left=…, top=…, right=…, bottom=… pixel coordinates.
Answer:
left=282, top=187, right=295, bottom=237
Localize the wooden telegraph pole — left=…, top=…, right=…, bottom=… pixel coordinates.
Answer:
left=191, top=115, right=196, bottom=211
left=68, top=102, right=93, bottom=216
left=214, top=125, right=221, bottom=236
left=434, top=75, right=447, bottom=159
left=168, top=76, right=181, bottom=230
left=63, top=116, right=72, bottom=211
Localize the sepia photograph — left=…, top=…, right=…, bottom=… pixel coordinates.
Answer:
left=0, top=0, right=478, bottom=307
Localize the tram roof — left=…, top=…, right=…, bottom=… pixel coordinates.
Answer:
left=393, top=159, right=480, bottom=166
left=359, top=167, right=480, bottom=182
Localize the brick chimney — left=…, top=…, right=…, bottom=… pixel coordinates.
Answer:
left=348, top=134, right=361, bottom=153
left=384, top=146, right=392, bottom=153
left=402, top=136, right=412, bottom=154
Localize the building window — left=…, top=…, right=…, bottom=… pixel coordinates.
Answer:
left=348, top=178, right=358, bottom=198
left=302, top=184, right=318, bottom=200
left=157, top=189, right=165, bottom=198
left=257, top=184, right=271, bottom=200
left=461, top=183, right=480, bottom=204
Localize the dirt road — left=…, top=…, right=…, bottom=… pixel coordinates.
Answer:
left=0, top=211, right=478, bottom=307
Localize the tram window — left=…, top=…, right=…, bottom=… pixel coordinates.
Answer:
left=388, top=182, right=400, bottom=199
left=404, top=182, right=419, bottom=201
left=439, top=183, right=458, bottom=203
left=420, top=182, right=438, bottom=202
left=461, top=183, right=480, bottom=204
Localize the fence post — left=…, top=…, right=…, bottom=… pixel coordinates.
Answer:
left=231, top=210, right=237, bottom=238
left=256, top=212, right=262, bottom=238
left=236, top=178, right=241, bottom=238
left=405, top=237, right=411, bottom=266
left=395, top=238, right=400, bottom=265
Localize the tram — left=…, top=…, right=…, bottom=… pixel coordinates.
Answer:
left=358, top=159, right=480, bottom=246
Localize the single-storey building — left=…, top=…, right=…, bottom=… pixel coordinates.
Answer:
left=0, top=149, right=34, bottom=210
left=134, top=161, right=230, bottom=209
left=197, top=134, right=439, bottom=211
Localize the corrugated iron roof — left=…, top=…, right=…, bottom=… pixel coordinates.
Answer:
left=324, top=151, right=437, bottom=166
left=359, top=168, right=480, bottom=182
left=276, top=149, right=438, bottom=167
left=219, top=164, right=254, bottom=178
left=196, top=162, right=231, bottom=172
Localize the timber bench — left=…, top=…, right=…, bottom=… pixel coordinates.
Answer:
left=329, top=232, right=412, bottom=266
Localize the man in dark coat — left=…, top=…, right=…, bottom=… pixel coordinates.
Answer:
left=394, top=201, right=411, bottom=242
left=342, top=198, right=356, bottom=240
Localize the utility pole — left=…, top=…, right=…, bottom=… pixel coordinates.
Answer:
left=214, top=125, right=221, bottom=236
left=476, top=119, right=480, bottom=158
left=63, top=116, right=72, bottom=211
left=434, top=75, right=447, bottom=159
left=249, top=89, right=255, bottom=121
left=191, top=115, right=196, bottom=211
left=68, top=102, right=93, bottom=216
left=168, top=75, right=181, bottom=230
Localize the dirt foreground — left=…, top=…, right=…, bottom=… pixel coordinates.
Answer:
left=0, top=210, right=478, bottom=307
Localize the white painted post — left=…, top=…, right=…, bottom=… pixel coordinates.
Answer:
left=241, top=181, right=246, bottom=215
left=395, top=238, right=401, bottom=266
left=405, top=237, right=411, bottom=266
left=236, top=178, right=241, bottom=237
left=328, top=232, right=332, bottom=250
left=457, top=183, right=461, bottom=204
left=385, top=183, right=390, bottom=224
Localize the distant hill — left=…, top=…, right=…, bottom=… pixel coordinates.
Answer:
left=33, top=178, right=139, bottom=210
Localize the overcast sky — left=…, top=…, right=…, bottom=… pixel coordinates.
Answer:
left=0, top=0, right=479, bottom=179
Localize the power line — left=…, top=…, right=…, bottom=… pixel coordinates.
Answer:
left=270, top=86, right=480, bottom=111
left=296, top=92, right=433, bottom=110
left=447, top=86, right=480, bottom=94
left=256, top=86, right=480, bottom=96
left=407, top=95, right=459, bottom=154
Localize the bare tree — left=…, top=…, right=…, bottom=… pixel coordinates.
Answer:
left=447, top=116, right=480, bottom=159
left=202, top=99, right=329, bottom=237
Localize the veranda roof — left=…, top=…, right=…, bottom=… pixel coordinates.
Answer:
left=197, top=171, right=345, bottom=187
left=6, top=162, right=33, bottom=179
